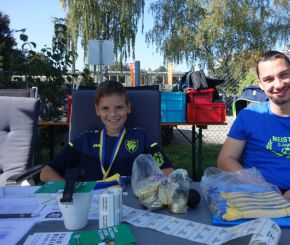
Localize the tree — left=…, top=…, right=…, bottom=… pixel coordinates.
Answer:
left=0, top=11, right=16, bottom=80
left=151, top=65, right=167, bottom=85
left=146, top=0, right=290, bottom=83
left=14, top=18, right=75, bottom=120
left=60, top=0, right=145, bottom=69
left=108, top=62, right=130, bottom=72
left=238, top=69, right=258, bottom=94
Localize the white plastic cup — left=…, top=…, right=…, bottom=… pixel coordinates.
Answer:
left=58, top=191, right=93, bottom=230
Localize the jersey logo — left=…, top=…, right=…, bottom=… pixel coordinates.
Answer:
left=153, top=152, right=164, bottom=167
left=125, top=140, right=138, bottom=153
left=93, top=144, right=100, bottom=148
left=266, top=137, right=290, bottom=158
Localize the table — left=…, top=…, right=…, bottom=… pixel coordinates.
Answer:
left=18, top=183, right=290, bottom=245
left=161, top=122, right=227, bottom=180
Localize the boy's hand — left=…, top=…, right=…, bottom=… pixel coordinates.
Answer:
left=162, top=167, right=174, bottom=176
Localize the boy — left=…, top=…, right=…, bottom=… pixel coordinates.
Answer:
left=40, top=80, right=174, bottom=181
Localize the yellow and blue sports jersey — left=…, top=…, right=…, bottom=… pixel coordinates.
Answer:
left=206, top=183, right=290, bottom=221
left=49, top=127, right=172, bottom=181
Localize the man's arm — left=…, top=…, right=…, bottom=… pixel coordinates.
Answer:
left=283, top=190, right=290, bottom=200
left=40, top=165, right=64, bottom=182
left=217, top=137, right=246, bottom=171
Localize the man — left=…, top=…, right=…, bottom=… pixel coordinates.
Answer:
left=218, top=50, right=290, bottom=199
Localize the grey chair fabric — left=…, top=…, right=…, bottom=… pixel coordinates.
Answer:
left=0, top=96, right=40, bottom=185
left=69, top=90, right=161, bottom=143
left=0, top=87, right=38, bottom=98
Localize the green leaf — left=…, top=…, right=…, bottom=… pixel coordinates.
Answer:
left=30, top=42, right=37, bottom=48
left=28, top=50, right=36, bottom=56
left=20, top=34, right=28, bottom=42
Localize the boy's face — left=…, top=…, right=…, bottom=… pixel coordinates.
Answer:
left=96, top=94, right=131, bottom=136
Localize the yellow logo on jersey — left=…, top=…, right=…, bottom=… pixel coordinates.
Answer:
left=125, top=140, right=138, bottom=153
left=153, top=152, right=164, bottom=167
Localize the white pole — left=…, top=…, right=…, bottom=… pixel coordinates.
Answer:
left=100, top=41, right=104, bottom=83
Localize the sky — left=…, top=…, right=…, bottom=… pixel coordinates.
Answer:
left=1, top=0, right=190, bottom=72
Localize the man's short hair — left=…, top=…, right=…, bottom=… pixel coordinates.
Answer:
left=96, top=80, right=129, bottom=105
left=256, top=50, right=290, bottom=78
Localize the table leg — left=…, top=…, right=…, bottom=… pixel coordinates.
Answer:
left=192, top=125, right=196, bottom=180
left=198, top=127, right=203, bottom=179
left=49, top=126, right=54, bottom=160
left=34, top=127, right=42, bottom=164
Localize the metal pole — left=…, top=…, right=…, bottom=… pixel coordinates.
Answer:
left=94, top=65, right=97, bottom=83
left=192, top=125, right=196, bottom=180
left=198, top=127, right=203, bottom=179
left=100, top=40, right=104, bottom=83
left=135, top=61, right=140, bottom=86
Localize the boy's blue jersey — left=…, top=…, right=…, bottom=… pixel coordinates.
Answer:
left=49, top=127, right=172, bottom=181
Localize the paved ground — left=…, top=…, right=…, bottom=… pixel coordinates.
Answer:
left=168, top=116, right=234, bottom=145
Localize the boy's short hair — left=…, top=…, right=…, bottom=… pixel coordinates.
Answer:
left=96, top=80, right=129, bottom=105
left=256, top=50, right=290, bottom=78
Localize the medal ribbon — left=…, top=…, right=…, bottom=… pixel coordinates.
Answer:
left=99, top=127, right=126, bottom=179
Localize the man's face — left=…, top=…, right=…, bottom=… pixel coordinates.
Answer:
left=96, top=94, right=131, bottom=136
left=258, top=58, right=290, bottom=106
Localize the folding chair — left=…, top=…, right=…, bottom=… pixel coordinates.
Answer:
left=0, top=96, right=42, bottom=185
left=69, top=89, right=161, bottom=143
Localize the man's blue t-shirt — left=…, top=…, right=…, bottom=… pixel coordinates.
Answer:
left=49, top=127, right=172, bottom=181
left=229, top=101, right=290, bottom=190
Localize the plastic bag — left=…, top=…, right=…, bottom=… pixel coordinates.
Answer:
left=131, top=154, right=166, bottom=209
left=132, top=154, right=191, bottom=212
left=159, top=169, right=190, bottom=213
left=201, top=167, right=290, bottom=221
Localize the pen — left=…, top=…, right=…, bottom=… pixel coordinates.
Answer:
left=0, top=213, right=39, bottom=218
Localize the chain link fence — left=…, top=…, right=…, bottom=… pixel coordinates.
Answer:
left=2, top=72, right=238, bottom=147
left=0, top=77, right=31, bottom=89
left=161, top=69, right=239, bottom=146
left=167, top=116, right=235, bottom=146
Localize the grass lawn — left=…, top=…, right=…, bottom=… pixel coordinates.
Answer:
left=163, top=143, right=222, bottom=181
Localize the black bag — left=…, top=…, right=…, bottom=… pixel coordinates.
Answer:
left=177, top=70, right=224, bottom=102
left=180, top=71, right=208, bottom=91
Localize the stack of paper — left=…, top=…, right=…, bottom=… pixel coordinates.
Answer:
left=0, top=220, right=35, bottom=245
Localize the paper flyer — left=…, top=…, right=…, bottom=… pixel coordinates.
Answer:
left=122, top=205, right=281, bottom=245
left=24, top=224, right=135, bottom=245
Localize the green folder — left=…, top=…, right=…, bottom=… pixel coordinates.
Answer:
left=69, top=224, right=136, bottom=245
left=35, top=181, right=96, bottom=194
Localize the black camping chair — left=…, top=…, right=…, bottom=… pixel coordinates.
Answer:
left=69, top=89, right=161, bottom=144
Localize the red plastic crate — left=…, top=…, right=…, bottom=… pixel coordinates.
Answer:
left=185, top=88, right=214, bottom=104
left=186, top=103, right=226, bottom=123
